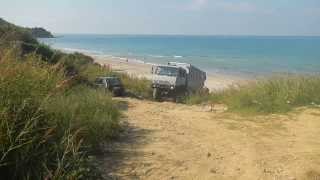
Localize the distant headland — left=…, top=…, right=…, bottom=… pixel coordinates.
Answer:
left=27, top=27, right=54, bottom=38
left=0, top=18, right=54, bottom=38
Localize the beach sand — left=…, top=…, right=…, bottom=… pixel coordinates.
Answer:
left=93, top=55, right=248, bottom=91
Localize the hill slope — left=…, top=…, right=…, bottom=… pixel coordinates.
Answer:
left=0, top=18, right=120, bottom=179
left=0, top=18, right=53, bottom=40
left=28, top=27, right=54, bottom=38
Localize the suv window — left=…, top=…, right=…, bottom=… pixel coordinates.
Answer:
left=108, top=78, right=121, bottom=86
left=95, top=78, right=104, bottom=84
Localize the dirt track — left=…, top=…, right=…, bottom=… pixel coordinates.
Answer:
left=102, top=98, right=320, bottom=180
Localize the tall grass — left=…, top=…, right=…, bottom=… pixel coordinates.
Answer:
left=120, top=74, right=152, bottom=99
left=224, top=76, right=320, bottom=114
left=0, top=18, right=149, bottom=179
left=187, top=76, right=320, bottom=114
left=0, top=50, right=119, bottom=179
left=45, top=86, right=120, bottom=150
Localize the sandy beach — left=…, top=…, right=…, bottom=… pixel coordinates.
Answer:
left=93, top=55, right=248, bottom=91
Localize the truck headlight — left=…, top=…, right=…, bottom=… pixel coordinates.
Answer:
left=170, top=86, right=174, bottom=90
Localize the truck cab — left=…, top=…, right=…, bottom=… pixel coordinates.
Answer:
left=151, top=65, right=187, bottom=100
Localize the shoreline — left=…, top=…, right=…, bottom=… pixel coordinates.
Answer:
left=92, top=54, right=249, bottom=92
left=57, top=48, right=251, bottom=91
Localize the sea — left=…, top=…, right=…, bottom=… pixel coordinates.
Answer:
left=39, top=34, right=320, bottom=77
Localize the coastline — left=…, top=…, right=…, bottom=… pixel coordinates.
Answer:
left=56, top=48, right=250, bottom=91
left=39, top=34, right=320, bottom=82
left=92, top=54, right=248, bottom=92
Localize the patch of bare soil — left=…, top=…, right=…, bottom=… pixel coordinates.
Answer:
left=101, top=98, right=320, bottom=180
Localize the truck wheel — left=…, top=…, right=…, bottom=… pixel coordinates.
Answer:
left=153, top=88, right=160, bottom=101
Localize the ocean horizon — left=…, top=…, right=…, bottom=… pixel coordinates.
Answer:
left=40, top=34, right=320, bottom=77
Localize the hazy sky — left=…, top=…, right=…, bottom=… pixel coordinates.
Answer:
left=1, top=0, right=320, bottom=35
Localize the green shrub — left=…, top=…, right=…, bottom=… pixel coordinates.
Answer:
left=120, top=74, right=152, bottom=99
left=0, top=50, right=118, bottom=179
left=79, top=63, right=113, bottom=83
left=0, top=19, right=125, bottom=178
left=45, top=86, right=120, bottom=150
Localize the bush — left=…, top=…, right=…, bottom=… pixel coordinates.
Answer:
left=120, top=74, right=152, bottom=99
left=45, top=86, right=120, bottom=150
left=0, top=19, right=125, bottom=179
left=0, top=50, right=119, bottom=179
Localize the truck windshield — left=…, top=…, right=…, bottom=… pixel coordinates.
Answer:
left=155, top=66, right=178, bottom=77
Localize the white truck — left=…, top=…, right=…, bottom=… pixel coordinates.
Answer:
left=151, top=62, right=206, bottom=100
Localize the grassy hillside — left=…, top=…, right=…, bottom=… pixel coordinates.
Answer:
left=0, top=18, right=37, bottom=53
left=0, top=17, right=153, bottom=179
left=0, top=19, right=124, bottom=179
left=0, top=18, right=53, bottom=39
left=0, top=18, right=152, bottom=98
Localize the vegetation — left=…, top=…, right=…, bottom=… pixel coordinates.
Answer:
left=1, top=17, right=152, bottom=98
left=0, top=17, right=153, bottom=179
left=0, top=51, right=118, bottom=179
left=120, top=74, right=152, bottom=99
left=28, top=27, right=54, bottom=38
left=0, top=18, right=53, bottom=39
left=45, top=86, right=120, bottom=150
left=186, top=76, right=320, bottom=114
left=59, top=54, right=153, bottom=98
left=0, top=18, right=125, bottom=179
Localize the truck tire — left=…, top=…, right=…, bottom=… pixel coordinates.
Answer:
left=153, top=88, right=160, bottom=101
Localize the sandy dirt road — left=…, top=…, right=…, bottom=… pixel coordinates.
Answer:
left=101, top=98, right=320, bottom=180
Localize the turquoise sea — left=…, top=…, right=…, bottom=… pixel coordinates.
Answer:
left=40, top=35, right=320, bottom=77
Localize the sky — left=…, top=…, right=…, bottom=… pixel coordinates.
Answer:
left=1, top=0, right=320, bottom=36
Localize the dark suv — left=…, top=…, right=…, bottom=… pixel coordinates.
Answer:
left=94, top=77, right=124, bottom=96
